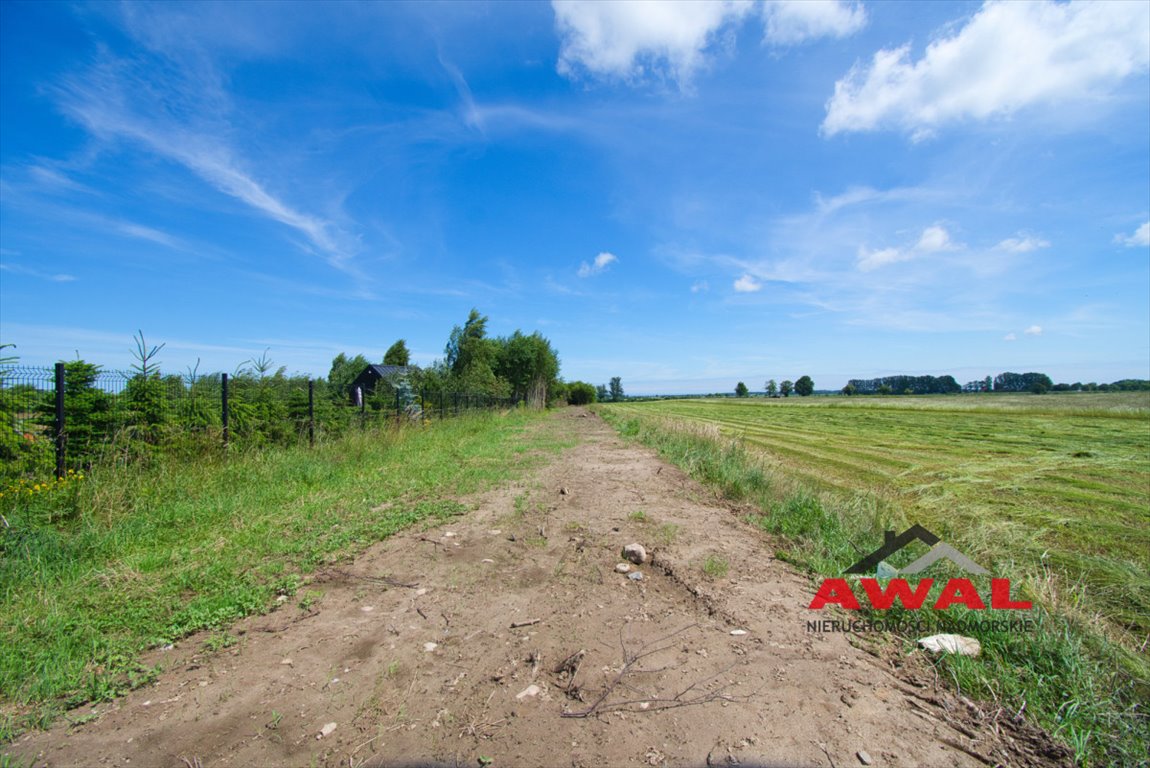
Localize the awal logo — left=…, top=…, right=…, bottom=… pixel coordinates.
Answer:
left=809, top=524, right=1031, bottom=612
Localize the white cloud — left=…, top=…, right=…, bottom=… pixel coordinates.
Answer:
left=915, top=225, right=957, bottom=253
left=996, top=235, right=1050, bottom=253
left=690, top=280, right=709, bottom=293
left=578, top=251, right=618, bottom=277
left=761, top=0, right=866, bottom=46
left=1024, top=324, right=1043, bottom=336
left=1003, top=333, right=1016, bottom=341
left=857, top=225, right=958, bottom=271
left=733, top=274, right=762, bottom=292
left=553, top=0, right=753, bottom=83
left=823, top=1, right=1150, bottom=137
left=1116, top=221, right=1150, bottom=247
left=856, top=246, right=907, bottom=272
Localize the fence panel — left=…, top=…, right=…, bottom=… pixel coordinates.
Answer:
left=2, top=362, right=517, bottom=480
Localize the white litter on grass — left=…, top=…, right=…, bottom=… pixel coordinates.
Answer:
left=917, top=634, right=980, bottom=657
left=730, top=629, right=748, bottom=636
left=361, top=606, right=375, bottom=612
left=317, top=722, right=337, bottom=739
left=423, top=642, right=438, bottom=652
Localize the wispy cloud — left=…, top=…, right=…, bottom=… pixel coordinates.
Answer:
left=996, top=235, right=1050, bottom=253
left=823, top=1, right=1150, bottom=138
left=1003, top=332, right=1016, bottom=342
left=578, top=251, right=618, bottom=277
left=690, top=280, right=709, bottom=293
left=1116, top=221, right=1150, bottom=247
left=1024, top=324, right=1043, bottom=336
left=0, top=264, right=77, bottom=282
left=52, top=32, right=360, bottom=276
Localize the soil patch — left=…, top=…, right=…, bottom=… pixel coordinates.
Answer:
left=10, top=409, right=1070, bottom=767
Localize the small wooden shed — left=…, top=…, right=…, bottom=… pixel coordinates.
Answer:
left=349, top=364, right=409, bottom=405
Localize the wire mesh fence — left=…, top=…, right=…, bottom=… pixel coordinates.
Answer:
left=1, top=363, right=515, bottom=479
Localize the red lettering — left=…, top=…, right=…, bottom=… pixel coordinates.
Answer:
left=860, top=578, right=933, bottom=609
left=809, top=578, right=861, bottom=610
left=934, top=578, right=986, bottom=610
left=990, top=578, right=1032, bottom=610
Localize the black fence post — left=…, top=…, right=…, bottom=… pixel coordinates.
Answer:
left=54, top=362, right=65, bottom=479
left=308, top=379, right=315, bottom=447
left=221, top=373, right=230, bottom=449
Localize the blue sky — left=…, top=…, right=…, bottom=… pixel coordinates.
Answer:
left=1, top=0, right=1147, bottom=394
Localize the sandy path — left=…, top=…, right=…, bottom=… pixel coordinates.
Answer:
left=11, top=409, right=1068, bottom=768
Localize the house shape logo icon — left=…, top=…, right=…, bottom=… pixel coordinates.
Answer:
left=845, top=524, right=989, bottom=576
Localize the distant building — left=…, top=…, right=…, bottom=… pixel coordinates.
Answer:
left=349, top=364, right=409, bottom=405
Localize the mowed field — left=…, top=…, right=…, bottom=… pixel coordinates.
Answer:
left=606, top=393, right=1150, bottom=647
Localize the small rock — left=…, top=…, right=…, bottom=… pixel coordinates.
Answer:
left=276, top=595, right=288, bottom=604
left=615, top=563, right=632, bottom=574
left=415, top=588, right=429, bottom=596
left=423, top=642, right=438, bottom=652
left=361, top=606, right=375, bottom=612
left=559, top=487, right=569, bottom=495
left=317, top=722, right=337, bottom=739
left=730, top=629, right=748, bottom=636
left=857, top=749, right=873, bottom=766
left=622, top=543, right=648, bottom=565
left=516, top=684, right=542, bottom=700
left=482, top=558, right=495, bottom=564
left=281, top=658, right=293, bottom=666
left=627, top=571, right=644, bottom=581
left=444, top=531, right=457, bottom=538
left=917, top=634, right=980, bottom=657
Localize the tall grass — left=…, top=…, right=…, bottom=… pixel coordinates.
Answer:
left=599, top=406, right=1149, bottom=767
left=0, top=411, right=565, bottom=741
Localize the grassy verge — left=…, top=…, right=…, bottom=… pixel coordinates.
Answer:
left=597, top=405, right=1148, bottom=767
left=0, top=410, right=566, bottom=740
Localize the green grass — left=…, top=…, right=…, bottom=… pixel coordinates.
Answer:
left=0, top=410, right=567, bottom=741
left=598, top=395, right=1149, bottom=767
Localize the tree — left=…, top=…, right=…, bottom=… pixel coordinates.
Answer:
left=609, top=377, right=624, bottom=402
left=328, top=352, right=371, bottom=403
left=567, top=381, right=597, bottom=405
left=780, top=380, right=793, bottom=397
left=794, top=375, right=814, bottom=397
left=445, top=309, right=504, bottom=395
left=735, top=381, right=749, bottom=397
left=383, top=340, right=410, bottom=366
left=124, top=330, right=167, bottom=438
left=878, top=384, right=892, bottom=395
left=596, top=384, right=609, bottom=402
left=765, top=379, right=777, bottom=397
left=37, top=360, right=115, bottom=464
left=495, top=330, right=560, bottom=407
left=842, top=383, right=856, bottom=396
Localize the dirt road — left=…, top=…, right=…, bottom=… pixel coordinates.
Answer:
left=11, top=410, right=1068, bottom=767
